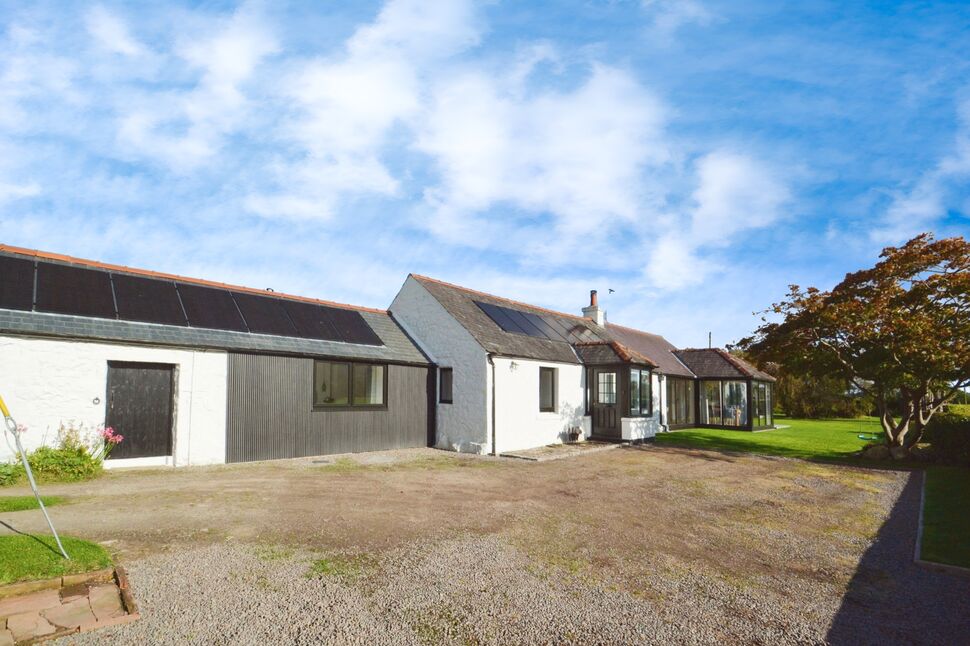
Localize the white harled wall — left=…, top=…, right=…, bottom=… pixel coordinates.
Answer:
left=389, top=277, right=490, bottom=453
left=0, top=335, right=228, bottom=467
left=491, top=356, right=590, bottom=454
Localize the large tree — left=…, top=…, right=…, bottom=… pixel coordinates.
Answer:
left=740, top=233, right=970, bottom=458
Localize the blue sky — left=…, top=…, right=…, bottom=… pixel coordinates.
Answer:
left=1, top=1, right=968, bottom=347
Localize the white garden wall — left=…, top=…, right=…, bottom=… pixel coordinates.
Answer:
left=0, top=335, right=227, bottom=467
left=389, top=277, right=490, bottom=453
left=491, top=356, right=590, bottom=454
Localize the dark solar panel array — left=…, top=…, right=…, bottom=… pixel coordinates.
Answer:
left=475, top=301, right=572, bottom=343
left=176, top=283, right=249, bottom=332
left=0, top=256, right=34, bottom=311
left=0, top=254, right=384, bottom=346
left=113, top=274, right=188, bottom=326
left=35, top=262, right=116, bottom=318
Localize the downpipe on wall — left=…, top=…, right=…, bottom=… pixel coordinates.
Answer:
left=488, top=354, right=497, bottom=456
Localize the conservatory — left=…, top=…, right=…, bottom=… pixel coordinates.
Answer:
left=673, top=349, right=776, bottom=431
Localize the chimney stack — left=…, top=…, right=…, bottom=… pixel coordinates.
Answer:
left=582, top=289, right=606, bottom=326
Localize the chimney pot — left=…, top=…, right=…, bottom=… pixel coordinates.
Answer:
left=590, top=290, right=598, bottom=307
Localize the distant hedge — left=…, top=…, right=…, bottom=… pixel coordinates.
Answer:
left=926, top=406, right=970, bottom=466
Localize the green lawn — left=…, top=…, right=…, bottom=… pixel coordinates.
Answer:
left=0, top=495, right=63, bottom=513
left=0, top=535, right=112, bottom=584
left=921, top=467, right=970, bottom=568
left=657, top=417, right=970, bottom=569
left=655, top=416, right=880, bottom=461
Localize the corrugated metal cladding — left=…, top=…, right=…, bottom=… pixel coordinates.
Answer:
left=226, top=353, right=431, bottom=463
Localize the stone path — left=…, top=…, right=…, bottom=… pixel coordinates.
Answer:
left=0, top=569, right=136, bottom=644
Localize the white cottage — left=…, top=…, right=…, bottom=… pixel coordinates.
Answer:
left=389, top=275, right=762, bottom=455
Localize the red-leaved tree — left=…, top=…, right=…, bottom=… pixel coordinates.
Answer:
left=740, top=234, right=970, bottom=458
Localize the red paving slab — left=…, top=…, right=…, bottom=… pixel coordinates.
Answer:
left=0, top=590, right=61, bottom=618
left=0, top=569, right=137, bottom=643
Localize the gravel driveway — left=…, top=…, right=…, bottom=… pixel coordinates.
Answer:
left=11, top=446, right=965, bottom=645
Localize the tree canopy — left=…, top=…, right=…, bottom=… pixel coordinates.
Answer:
left=740, top=233, right=970, bottom=456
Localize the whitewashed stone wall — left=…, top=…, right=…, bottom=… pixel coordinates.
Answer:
left=0, top=335, right=227, bottom=467
left=389, top=277, right=490, bottom=453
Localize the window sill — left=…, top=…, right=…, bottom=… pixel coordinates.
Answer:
left=312, top=405, right=388, bottom=412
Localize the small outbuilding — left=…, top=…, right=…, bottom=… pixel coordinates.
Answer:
left=0, top=245, right=432, bottom=468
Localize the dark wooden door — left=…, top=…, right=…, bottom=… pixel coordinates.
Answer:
left=105, top=362, right=174, bottom=459
left=592, top=369, right=619, bottom=438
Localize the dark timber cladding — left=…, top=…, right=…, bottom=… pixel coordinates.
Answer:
left=226, top=353, right=430, bottom=462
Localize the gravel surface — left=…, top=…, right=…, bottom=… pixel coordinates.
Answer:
left=53, top=473, right=970, bottom=646
left=36, top=449, right=970, bottom=645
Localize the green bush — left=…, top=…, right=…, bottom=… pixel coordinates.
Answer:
left=26, top=446, right=101, bottom=483
left=925, top=408, right=970, bottom=466
left=945, top=403, right=970, bottom=417
left=0, top=462, right=22, bottom=487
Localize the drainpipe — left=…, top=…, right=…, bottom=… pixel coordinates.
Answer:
left=488, top=354, right=497, bottom=456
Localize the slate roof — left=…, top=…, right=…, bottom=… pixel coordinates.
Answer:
left=412, top=275, right=683, bottom=372
left=673, top=348, right=775, bottom=381
left=605, top=323, right=695, bottom=378
left=413, top=275, right=598, bottom=364
left=0, top=246, right=429, bottom=365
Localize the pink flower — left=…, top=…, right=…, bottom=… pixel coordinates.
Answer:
left=15, top=424, right=27, bottom=434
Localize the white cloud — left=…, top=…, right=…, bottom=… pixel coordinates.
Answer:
left=116, top=3, right=278, bottom=171
left=642, top=0, right=716, bottom=43
left=85, top=5, right=146, bottom=57
left=0, top=181, right=40, bottom=204
left=647, top=151, right=789, bottom=288
left=415, top=62, right=668, bottom=245
left=244, top=0, right=482, bottom=219
left=875, top=98, right=970, bottom=242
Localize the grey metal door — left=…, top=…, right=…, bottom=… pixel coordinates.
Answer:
left=105, top=362, right=174, bottom=459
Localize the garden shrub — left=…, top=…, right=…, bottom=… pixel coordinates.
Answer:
left=0, top=462, right=22, bottom=487
left=26, top=446, right=101, bottom=483
left=1, top=421, right=115, bottom=486
left=925, top=408, right=970, bottom=466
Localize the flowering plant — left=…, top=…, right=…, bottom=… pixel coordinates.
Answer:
left=90, top=425, right=124, bottom=462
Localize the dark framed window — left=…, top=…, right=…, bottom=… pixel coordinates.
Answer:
left=313, top=360, right=386, bottom=409
left=539, top=367, right=557, bottom=412
left=440, top=367, right=453, bottom=404
left=597, top=371, right=617, bottom=404
left=630, top=368, right=653, bottom=416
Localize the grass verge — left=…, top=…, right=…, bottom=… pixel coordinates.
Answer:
left=308, top=553, right=377, bottom=581
left=0, top=496, right=63, bottom=513
left=921, top=466, right=970, bottom=568
left=0, top=535, right=112, bottom=585
left=655, top=416, right=880, bottom=461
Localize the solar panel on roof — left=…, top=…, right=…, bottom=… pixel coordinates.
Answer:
left=112, top=274, right=188, bottom=326
left=475, top=300, right=571, bottom=342
left=503, top=308, right=549, bottom=339
left=35, top=261, right=116, bottom=319
left=327, top=307, right=383, bottom=346
left=282, top=300, right=341, bottom=341
left=476, top=301, right=527, bottom=335
left=0, top=256, right=35, bottom=311
left=176, top=283, right=249, bottom=332
left=230, top=292, right=298, bottom=337
left=543, top=316, right=575, bottom=339
left=523, top=312, right=568, bottom=342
